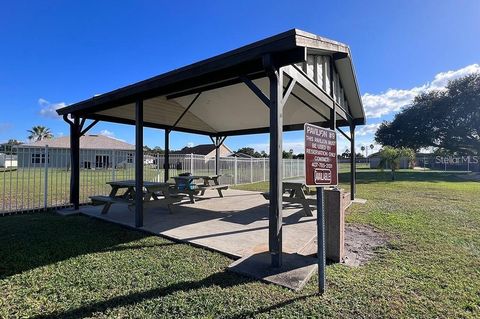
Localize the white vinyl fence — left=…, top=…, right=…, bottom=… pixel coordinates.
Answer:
left=0, top=145, right=304, bottom=215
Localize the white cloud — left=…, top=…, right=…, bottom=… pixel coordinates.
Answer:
left=38, top=98, right=67, bottom=119
left=356, top=123, right=381, bottom=136
left=99, top=129, right=115, bottom=138
left=186, top=142, right=194, bottom=147
left=98, top=129, right=126, bottom=142
left=362, top=64, right=480, bottom=118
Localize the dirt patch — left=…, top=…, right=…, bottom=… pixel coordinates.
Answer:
left=344, top=224, right=389, bottom=267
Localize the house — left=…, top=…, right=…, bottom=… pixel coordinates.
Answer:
left=368, top=151, right=412, bottom=169
left=0, top=153, right=17, bottom=168
left=172, top=144, right=233, bottom=158
left=16, top=135, right=135, bottom=169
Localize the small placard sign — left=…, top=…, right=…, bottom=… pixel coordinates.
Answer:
left=304, top=123, right=338, bottom=187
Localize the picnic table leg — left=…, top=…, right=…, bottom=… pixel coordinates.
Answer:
left=188, top=193, right=195, bottom=203
left=296, top=185, right=313, bottom=217
left=217, top=189, right=224, bottom=198
left=102, top=185, right=119, bottom=214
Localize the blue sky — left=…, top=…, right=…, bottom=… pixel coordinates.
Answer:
left=1, top=1, right=479, bottom=154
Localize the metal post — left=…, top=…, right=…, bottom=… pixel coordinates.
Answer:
left=164, top=130, right=170, bottom=182
left=156, top=153, right=160, bottom=182
left=266, top=58, right=283, bottom=268
left=69, top=116, right=81, bottom=210
left=111, top=150, right=116, bottom=181
left=250, top=157, right=253, bottom=183
left=317, top=187, right=326, bottom=294
left=44, top=145, right=49, bottom=210
left=190, top=153, right=194, bottom=175
left=263, top=157, right=266, bottom=181
left=350, top=124, right=356, bottom=201
left=234, top=156, right=238, bottom=184
left=135, top=100, right=144, bottom=227
left=215, top=136, right=220, bottom=175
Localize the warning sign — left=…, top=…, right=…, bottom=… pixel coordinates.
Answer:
left=304, top=123, right=338, bottom=187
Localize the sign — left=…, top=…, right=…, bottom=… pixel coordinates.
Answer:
left=304, top=123, right=338, bottom=187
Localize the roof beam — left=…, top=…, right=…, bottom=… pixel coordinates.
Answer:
left=80, top=120, right=99, bottom=137
left=170, top=92, right=201, bottom=129
left=240, top=75, right=270, bottom=107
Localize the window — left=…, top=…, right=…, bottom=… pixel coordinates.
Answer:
left=31, top=153, right=49, bottom=164
left=127, top=153, right=133, bottom=164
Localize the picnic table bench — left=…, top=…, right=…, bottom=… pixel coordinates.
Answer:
left=172, top=175, right=228, bottom=203
left=89, top=180, right=181, bottom=214
left=262, top=180, right=315, bottom=216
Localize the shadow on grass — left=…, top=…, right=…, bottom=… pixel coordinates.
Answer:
left=0, top=212, right=159, bottom=279
left=32, top=268, right=316, bottom=319
left=32, top=271, right=254, bottom=319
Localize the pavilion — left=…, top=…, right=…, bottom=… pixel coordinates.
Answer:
left=57, top=29, right=365, bottom=268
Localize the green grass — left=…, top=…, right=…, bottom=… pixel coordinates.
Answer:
left=1, top=170, right=479, bottom=318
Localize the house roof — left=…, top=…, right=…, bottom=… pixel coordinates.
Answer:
left=56, top=29, right=365, bottom=137
left=172, top=143, right=232, bottom=155
left=20, top=135, right=135, bottom=150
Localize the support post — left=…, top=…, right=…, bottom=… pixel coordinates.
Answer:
left=135, top=100, right=144, bottom=227
left=215, top=136, right=220, bottom=175
left=266, top=58, right=283, bottom=268
left=234, top=156, right=238, bottom=184
left=317, top=187, right=326, bottom=294
left=350, top=124, right=356, bottom=200
left=68, top=116, right=81, bottom=210
left=43, top=145, right=49, bottom=210
left=164, top=130, right=170, bottom=182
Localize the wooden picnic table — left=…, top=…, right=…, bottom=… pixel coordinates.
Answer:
left=262, top=180, right=315, bottom=216
left=90, top=180, right=180, bottom=214
left=172, top=175, right=228, bottom=203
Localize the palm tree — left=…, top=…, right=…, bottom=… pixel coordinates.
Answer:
left=28, top=126, right=53, bottom=142
left=360, top=145, right=366, bottom=157
left=370, top=144, right=374, bottom=151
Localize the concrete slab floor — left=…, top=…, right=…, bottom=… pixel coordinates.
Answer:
left=81, top=189, right=317, bottom=259
left=228, top=252, right=318, bottom=291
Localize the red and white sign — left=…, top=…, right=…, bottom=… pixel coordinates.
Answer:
left=304, top=123, right=338, bottom=187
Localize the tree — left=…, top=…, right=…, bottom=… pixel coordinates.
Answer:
left=27, top=126, right=53, bottom=142
left=1, top=139, right=23, bottom=154
left=378, top=146, right=415, bottom=180
left=360, top=146, right=366, bottom=156
left=236, top=147, right=255, bottom=157
left=375, top=74, right=480, bottom=155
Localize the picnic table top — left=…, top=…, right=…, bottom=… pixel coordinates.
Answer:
left=106, top=180, right=172, bottom=188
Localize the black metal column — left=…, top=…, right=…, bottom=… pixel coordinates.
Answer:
left=215, top=136, right=220, bottom=175
left=135, top=100, right=144, bottom=227
left=350, top=124, right=356, bottom=200
left=164, top=129, right=170, bottom=183
left=267, top=63, right=283, bottom=268
left=69, top=117, right=80, bottom=210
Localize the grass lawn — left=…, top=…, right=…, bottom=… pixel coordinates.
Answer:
left=1, top=170, right=479, bottom=318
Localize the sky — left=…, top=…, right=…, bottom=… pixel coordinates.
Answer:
left=1, top=0, right=479, bottom=155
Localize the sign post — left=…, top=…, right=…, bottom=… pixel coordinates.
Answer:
left=304, top=123, right=338, bottom=294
